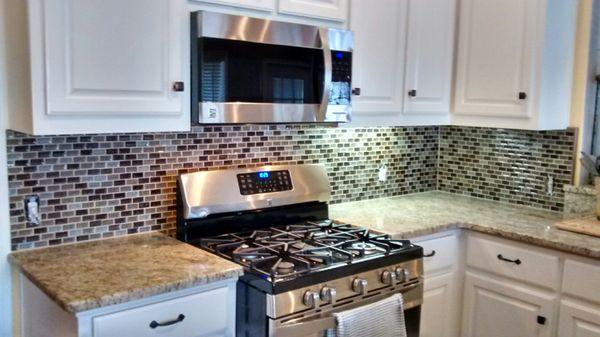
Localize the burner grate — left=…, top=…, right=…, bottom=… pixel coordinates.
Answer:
left=198, top=220, right=413, bottom=282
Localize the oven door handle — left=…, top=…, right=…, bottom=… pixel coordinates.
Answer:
left=318, top=28, right=332, bottom=123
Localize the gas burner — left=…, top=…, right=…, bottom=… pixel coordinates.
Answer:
left=347, top=241, right=383, bottom=254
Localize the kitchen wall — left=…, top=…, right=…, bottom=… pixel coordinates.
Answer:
left=6, top=125, right=576, bottom=251
left=7, top=125, right=439, bottom=250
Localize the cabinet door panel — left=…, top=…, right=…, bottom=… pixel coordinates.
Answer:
left=559, top=300, right=600, bottom=337
left=421, top=273, right=459, bottom=337
left=462, top=272, right=554, bottom=337
left=454, top=0, right=536, bottom=117
left=403, top=0, right=455, bottom=115
left=38, top=0, right=184, bottom=116
left=278, top=0, right=348, bottom=21
left=349, top=0, right=407, bottom=118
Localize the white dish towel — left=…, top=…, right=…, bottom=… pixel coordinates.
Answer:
left=329, top=293, right=408, bottom=337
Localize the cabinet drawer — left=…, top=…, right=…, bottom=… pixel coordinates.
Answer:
left=562, top=259, right=600, bottom=303
left=416, top=233, right=458, bottom=275
left=93, top=285, right=232, bottom=337
left=466, top=234, right=560, bottom=290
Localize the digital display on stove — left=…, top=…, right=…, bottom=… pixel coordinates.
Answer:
left=237, top=170, right=293, bottom=195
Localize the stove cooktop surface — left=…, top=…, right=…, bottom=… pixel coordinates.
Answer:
left=198, top=219, right=417, bottom=284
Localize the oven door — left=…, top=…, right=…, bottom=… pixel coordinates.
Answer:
left=191, top=11, right=353, bottom=124
left=268, top=281, right=423, bottom=337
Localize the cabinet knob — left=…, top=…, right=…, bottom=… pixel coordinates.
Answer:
left=408, top=89, right=417, bottom=97
left=172, top=81, right=185, bottom=92
left=537, top=315, right=546, bottom=325
left=518, top=92, right=527, bottom=100
left=352, top=87, right=361, bottom=96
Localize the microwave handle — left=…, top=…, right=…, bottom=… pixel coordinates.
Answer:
left=318, top=28, right=332, bottom=123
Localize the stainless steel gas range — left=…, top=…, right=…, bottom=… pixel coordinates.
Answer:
left=176, top=164, right=423, bottom=337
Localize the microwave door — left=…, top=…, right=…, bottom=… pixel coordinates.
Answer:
left=197, top=37, right=326, bottom=123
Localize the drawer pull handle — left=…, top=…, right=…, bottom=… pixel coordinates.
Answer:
left=149, top=314, right=185, bottom=329
left=424, top=250, right=436, bottom=257
left=497, top=254, right=521, bottom=265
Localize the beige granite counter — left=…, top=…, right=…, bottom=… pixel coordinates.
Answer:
left=330, top=191, right=600, bottom=259
left=9, top=232, right=243, bottom=313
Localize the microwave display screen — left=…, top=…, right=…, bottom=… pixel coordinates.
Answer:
left=199, top=37, right=325, bottom=104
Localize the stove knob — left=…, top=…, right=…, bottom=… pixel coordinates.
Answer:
left=352, top=278, right=368, bottom=295
left=381, top=270, right=397, bottom=285
left=395, top=267, right=411, bottom=282
left=303, top=291, right=320, bottom=309
left=320, top=287, right=337, bottom=304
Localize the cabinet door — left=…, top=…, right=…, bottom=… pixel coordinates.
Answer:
left=454, top=0, right=537, bottom=118
left=278, top=0, right=348, bottom=21
left=420, top=272, right=460, bottom=337
left=403, top=0, right=456, bottom=115
left=559, top=300, right=600, bottom=337
left=349, top=0, right=408, bottom=124
left=28, top=0, right=188, bottom=134
left=461, top=272, right=555, bottom=337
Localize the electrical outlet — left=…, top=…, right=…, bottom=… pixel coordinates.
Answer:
left=378, top=164, right=388, bottom=182
left=24, top=195, right=40, bottom=226
left=546, top=175, right=554, bottom=196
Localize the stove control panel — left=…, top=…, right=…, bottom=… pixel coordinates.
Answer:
left=237, top=170, right=293, bottom=195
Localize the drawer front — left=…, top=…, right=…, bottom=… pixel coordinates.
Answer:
left=416, top=233, right=459, bottom=275
left=562, top=259, right=600, bottom=303
left=93, top=285, right=232, bottom=337
left=466, top=234, right=560, bottom=289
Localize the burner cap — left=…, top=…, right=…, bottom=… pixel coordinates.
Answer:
left=349, top=242, right=379, bottom=254
left=277, top=261, right=295, bottom=274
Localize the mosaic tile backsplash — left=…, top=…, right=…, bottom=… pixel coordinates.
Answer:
left=438, top=126, right=576, bottom=211
left=6, top=125, right=576, bottom=250
left=7, top=125, right=439, bottom=250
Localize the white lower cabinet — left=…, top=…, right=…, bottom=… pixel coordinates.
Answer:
left=461, top=272, right=555, bottom=337
left=413, top=231, right=462, bottom=337
left=558, top=300, right=600, bottom=337
left=18, top=274, right=237, bottom=337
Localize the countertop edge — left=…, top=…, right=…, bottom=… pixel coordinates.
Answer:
left=387, top=222, right=599, bottom=259
left=10, top=260, right=243, bottom=313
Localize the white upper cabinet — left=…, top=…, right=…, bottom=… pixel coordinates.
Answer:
left=403, top=0, right=456, bottom=116
left=453, top=0, right=578, bottom=130
left=196, top=0, right=276, bottom=11
left=349, top=0, right=452, bottom=126
left=278, top=0, right=348, bottom=22
left=10, top=0, right=190, bottom=135
left=349, top=0, right=408, bottom=125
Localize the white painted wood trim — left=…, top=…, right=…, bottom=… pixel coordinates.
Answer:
left=0, top=1, right=14, bottom=334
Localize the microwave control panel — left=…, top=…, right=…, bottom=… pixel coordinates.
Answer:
left=237, top=170, right=293, bottom=195
left=330, top=51, right=352, bottom=106
left=332, top=51, right=352, bottom=83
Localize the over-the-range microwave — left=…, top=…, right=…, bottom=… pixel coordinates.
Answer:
left=190, top=11, right=354, bottom=124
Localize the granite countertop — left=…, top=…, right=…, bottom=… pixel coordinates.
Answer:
left=330, top=191, right=600, bottom=259
left=8, top=232, right=243, bottom=313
